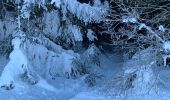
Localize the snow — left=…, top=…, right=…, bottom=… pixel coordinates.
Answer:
left=138, top=23, right=164, bottom=43
left=0, top=20, right=17, bottom=39
left=43, top=10, right=61, bottom=37
left=61, top=50, right=80, bottom=76
left=1, top=1, right=170, bottom=99
left=21, top=0, right=47, bottom=19
left=24, top=39, right=80, bottom=78
left=87, top=29, right=97, bottom=41
left=122, top=16, right=137, bottom=23
left=1, top=51, right=170, bottom=100
left=0, top=55, right=8, bottom=74
left=51, top=0, right=61, bottom=8
left=64, top=0, right=108, bottom=23
left=70, top=91, right=112, bottom=100
left=159, top=70, right=170, bottom=87
left=139, top=23, right=147, bottom=30
left=162, top=41, right=170, bottom=66
left=70, top=25, right=83, bottom=42
left=21, top=0, right=33, bottom=18
left=159, top=25, right=165, bottom=32
left=163, top=41, right=170, bottom=51
left=36, top=78, right=57, bottom=93
left=0, top=38, right=29, bottom=87
left=0, top=81, right=57, bottom=100
left=162, top=55, right=170, bottom=66
left=0, top=51, right=123, bottom=100
left=93, top=0, right=102, bottom=6
left=34, top=0, right=105, bottom=45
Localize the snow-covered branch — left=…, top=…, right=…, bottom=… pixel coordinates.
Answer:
left=138, top=23, right=164, bottom=43
left=52, top=0, right=108, bottom=23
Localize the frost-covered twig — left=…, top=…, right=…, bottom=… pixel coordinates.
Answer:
left=138, top=23, right=165, bottom=43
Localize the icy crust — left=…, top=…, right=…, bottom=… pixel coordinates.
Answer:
left=0, top=38, right=29, bottom=89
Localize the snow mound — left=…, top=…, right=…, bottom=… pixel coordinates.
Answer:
left=0, top=37, right=29, bottom=88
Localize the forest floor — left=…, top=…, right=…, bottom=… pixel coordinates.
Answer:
left=1, top=54, right=170, bottom=100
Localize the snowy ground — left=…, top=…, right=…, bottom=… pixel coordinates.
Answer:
left=1, top=54, right=170, bottom=100
left=0, top=54, right=122, bottom=100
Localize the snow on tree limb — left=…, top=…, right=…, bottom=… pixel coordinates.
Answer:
left=52, top=0, right=108, bottom=23
left=65, top=0, right=108, bottom=23
left=138, top=23, right=165, bottom=43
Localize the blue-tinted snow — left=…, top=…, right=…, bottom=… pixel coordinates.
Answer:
left=1, top=53, right=170, bottom=100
